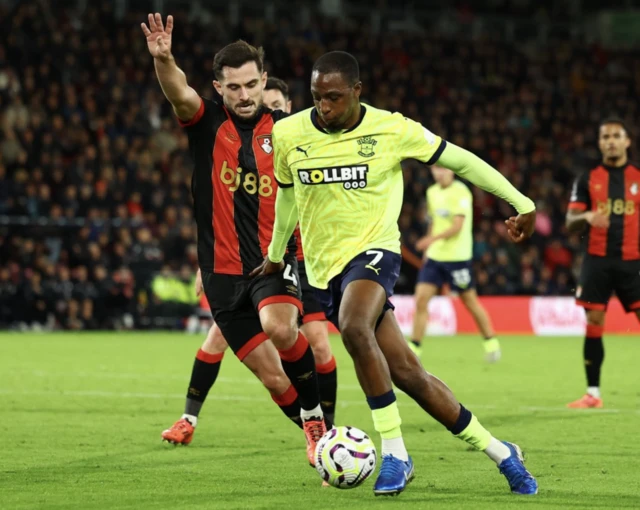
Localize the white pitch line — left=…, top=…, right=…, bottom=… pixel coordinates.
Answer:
left=25, top=369, right=365, bottom=391
left=0, top=388, right=637, bottom=415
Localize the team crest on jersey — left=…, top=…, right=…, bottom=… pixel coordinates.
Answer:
left=257, top=135, right=273, bottom=154
left=357, top=136, right=377, bottom=158
left=298, top=165, right=369, bottom=190
left=631, top=183, right=638, bottom=195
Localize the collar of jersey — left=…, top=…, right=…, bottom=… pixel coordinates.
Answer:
left=602, top=162, right=630, bottom=172
left=225, top=105, right=267, bottom=129
left=310, top=104, right=366, bottom=134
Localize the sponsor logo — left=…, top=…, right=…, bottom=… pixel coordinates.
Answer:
left=389, top=295, right=457, bottom=336
left=365, top=265, right=381, bottom=275
left=297, top=165, right=368, bottom=190
left=296, top=146, right=310, bottom=157
left=529, top=297, right=586, bottom=335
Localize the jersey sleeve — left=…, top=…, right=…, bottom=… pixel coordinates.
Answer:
left=568, top=172, right=590, bottom=212
left=176, top=97, right=221, bottom=138
left=451, top=186, right=472, bottom=216
left=397, top=115, right=447, bottom=165
left=272, top=124, right=294, bottom=188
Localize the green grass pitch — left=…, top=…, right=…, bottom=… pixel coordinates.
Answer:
left=1, top=332, right=639, bottom=509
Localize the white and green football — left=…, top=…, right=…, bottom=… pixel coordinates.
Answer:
left=314, top=426, right=377, bottom=489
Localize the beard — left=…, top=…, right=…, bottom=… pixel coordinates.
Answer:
left=225, top=98, right=262, bottom=121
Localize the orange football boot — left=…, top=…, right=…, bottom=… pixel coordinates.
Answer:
left=303, top=417, right=327, bottom=466
left=567, top=394, right=603, bottom=409
left=161, top=418, right=195, bottom=444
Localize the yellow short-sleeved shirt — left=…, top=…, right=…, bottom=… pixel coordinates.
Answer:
left=272, top=104, right=446, bottom=288
left=426, top=180, right=473, bottom=262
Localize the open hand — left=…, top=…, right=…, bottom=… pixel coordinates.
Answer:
left=416, top=236, right=435, bottom=252
left=250, top=257, right=285, bottom=278
left=505, top=210, right=536, bottom=243
left=586, top=211, right=610, bottom=229
left=141, top=13, right=174, bottom=61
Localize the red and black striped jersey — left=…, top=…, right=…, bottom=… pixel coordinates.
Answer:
left=179, top=97, right=296, bottom=274
left=294, top=225, right=304, bottom=262
left=568, top=163, right=640, bottom=260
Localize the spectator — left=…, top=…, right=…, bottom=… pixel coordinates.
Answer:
left=1, top=3, right=635, bottom=327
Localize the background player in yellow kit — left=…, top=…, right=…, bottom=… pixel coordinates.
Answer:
left=253, top=51, right=537, bottom=497
left=410, top=165, right=501, bottom=362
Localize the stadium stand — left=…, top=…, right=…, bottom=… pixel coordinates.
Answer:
left=1, top=1, right=637, bottom=329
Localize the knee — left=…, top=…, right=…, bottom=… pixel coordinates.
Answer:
left=311, top=340, right=332, bottom=365
left=305, top=329, right=332, bottom=364
left=202, top=325, right=228, bottom=354
left=415, top=295, right=430, bottom=312
left=340, top=319, right=375, bottom=358
left=263, top=321, right=297, bottom=348
left=586, top=311, right=606, bottom=327
left=389, top=351, right=427, bottom=392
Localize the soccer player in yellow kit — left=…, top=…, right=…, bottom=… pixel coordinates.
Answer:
left=410, top=165, right=501, bottom=362
left=252, top=51, right=538, bottom=496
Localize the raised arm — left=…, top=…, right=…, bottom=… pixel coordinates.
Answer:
left=141, top=13, right=200, bottom=121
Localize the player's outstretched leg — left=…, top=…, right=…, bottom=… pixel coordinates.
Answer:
left=338, top=280, right=414, bottom=496
left=302, top=317, right=337, bottom=428
left=409, top=282, right=438, bottom=358
left=568, top=309, right=605, bottom=408
left=459, top=289, right=501, bottom=363
left=260, top=303, right=326, bottom=464
left=241, top=340, right=306, bottom=428
left=375, top=310, right=538, bottom=495
left=162, top=323, right=226, bottom=445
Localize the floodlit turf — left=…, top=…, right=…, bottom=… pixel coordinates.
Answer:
left=1, top=332, right=639, bottom=509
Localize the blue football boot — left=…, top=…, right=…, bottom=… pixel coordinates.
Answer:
left=498, top=442, right=538, bottom=495
left=373, top=454, right=415, bottom=496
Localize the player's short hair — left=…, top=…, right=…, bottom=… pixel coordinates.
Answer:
left=312, top=51, right=360, bottom=86
left=265, top=77, right=289, bottom=100
left=600, top=116, right=631, bottom=137
left=212, top=40, right=264, bottom=80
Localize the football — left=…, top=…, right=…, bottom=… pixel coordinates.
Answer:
left=314, top=426, right=377, bottom=489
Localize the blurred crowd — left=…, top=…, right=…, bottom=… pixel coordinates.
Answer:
left=1, top=2, right=638, bottom=329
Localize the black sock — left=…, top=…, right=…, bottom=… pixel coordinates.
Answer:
left=584, top=325, right=604, bottom=388
left=184, top=349, right=224, bottom=417
left=278, top=332, right=321, bottom=412
left=317, top=356, right=337, bottom=428
left=411, top=339, right=421, bottom=347
left=272, top=385, right=303, bottom=429
left=448, top=404, right=473, bottom=435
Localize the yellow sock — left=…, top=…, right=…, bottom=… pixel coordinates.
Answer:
left=455, top=414, right=492, bottom=450
left=372, top=402, right=409, bottom=461
left=483, top=338, right=500, bottom=353
left=371, top=401, right=402, bottom=439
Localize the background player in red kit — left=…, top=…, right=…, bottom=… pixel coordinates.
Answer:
left=566, top=118, right=640, bottom=408
left=163, top=78, right=338, bottom=442
left=141, top=14, right=326, bottom=461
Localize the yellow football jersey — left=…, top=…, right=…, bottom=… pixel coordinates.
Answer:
left=272, top=103, right=445, bottom=289
left=426, top=180, right=473, bottom=262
